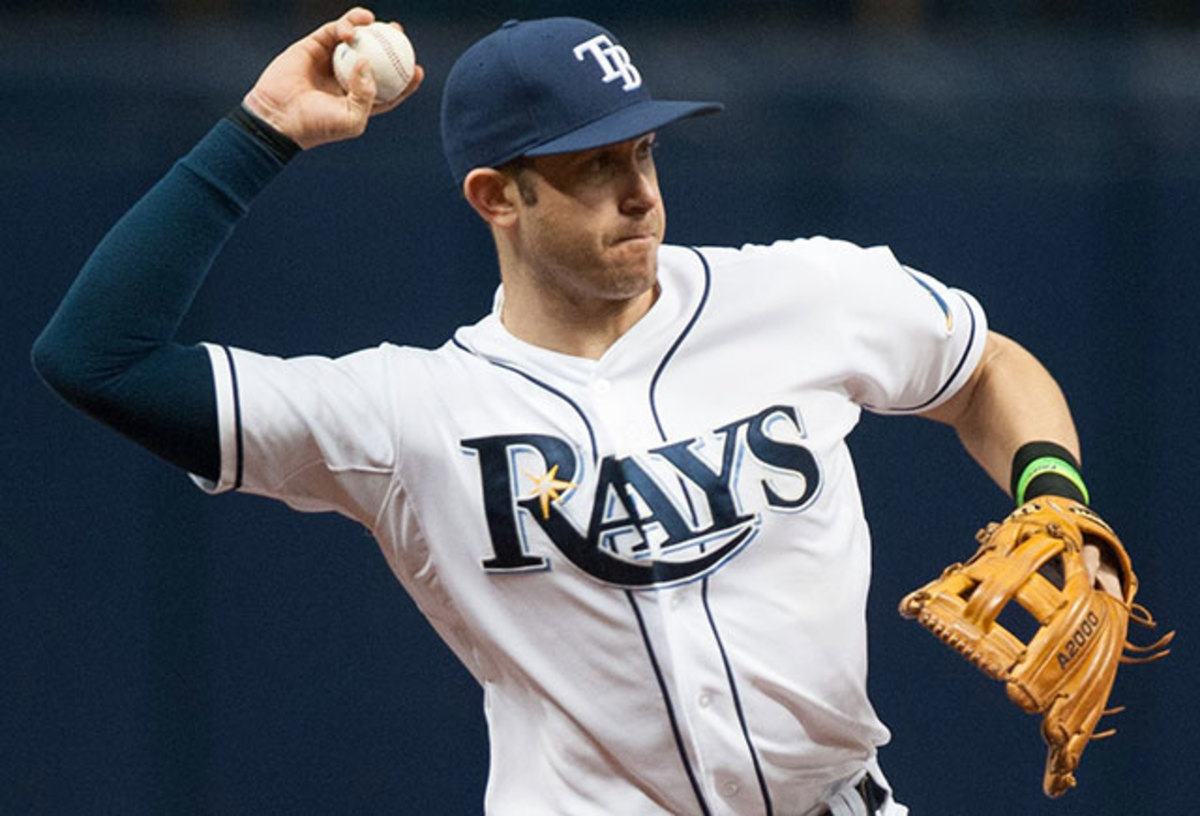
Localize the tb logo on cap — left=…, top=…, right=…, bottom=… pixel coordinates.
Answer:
left=573, top=34, right=642, bottom=91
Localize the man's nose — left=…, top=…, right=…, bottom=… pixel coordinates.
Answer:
left=619, top=165, right=659, bottom=215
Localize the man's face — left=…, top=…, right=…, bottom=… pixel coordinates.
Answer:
left=509, top=132, right=665, bottom=304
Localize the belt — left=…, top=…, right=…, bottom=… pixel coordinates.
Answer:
left=815, top=772, right=888, bottom=816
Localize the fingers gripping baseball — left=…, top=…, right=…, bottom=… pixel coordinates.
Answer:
left=243, top=7, right=424, bottom=149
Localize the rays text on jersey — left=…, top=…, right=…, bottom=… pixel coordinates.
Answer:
left=461, top=404, right=822, bottom=589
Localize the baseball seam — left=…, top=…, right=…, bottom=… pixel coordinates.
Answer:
left=365, top=27, right=411, bottom=87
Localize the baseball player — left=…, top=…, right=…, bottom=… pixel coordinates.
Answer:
left=33, top=8, right=1114, bottom=815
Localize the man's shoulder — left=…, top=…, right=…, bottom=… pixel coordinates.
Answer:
left=326, top=337, right=489, bottom=382
left=677, top=236, right=891, bottom=266
left=661, top=237, right=896, bottom=288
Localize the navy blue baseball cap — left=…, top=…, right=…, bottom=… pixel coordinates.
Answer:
left=441, top=17, right=723, bottom=184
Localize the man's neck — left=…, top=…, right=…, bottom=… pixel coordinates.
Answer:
left=498, top=281, right=660, bottom=360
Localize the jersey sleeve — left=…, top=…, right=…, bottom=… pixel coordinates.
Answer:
left=193, top=342, right=400, bottom=528
left=819, top=239, right=987, bottom=414
left=733, top=236, right=986, bottom=415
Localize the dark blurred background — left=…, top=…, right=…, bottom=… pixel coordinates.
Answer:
left=3, top=2, right=1197, bottom=814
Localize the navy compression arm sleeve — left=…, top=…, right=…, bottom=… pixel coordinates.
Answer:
left=31, top=112, right=294, bottom=482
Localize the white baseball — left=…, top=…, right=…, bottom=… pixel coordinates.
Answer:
left=332, top=22, right=415, bottom=104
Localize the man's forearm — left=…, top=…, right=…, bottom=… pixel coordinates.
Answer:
left=922, top=331, right=1080, bottom=495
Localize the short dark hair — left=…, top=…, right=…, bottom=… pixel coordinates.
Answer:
left=500, top=156, right=539, bottom=206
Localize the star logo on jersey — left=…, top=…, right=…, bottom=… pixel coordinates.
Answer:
left=461, top=404, right=822, bottom=589
left=523, top=464, right=578, bottom=520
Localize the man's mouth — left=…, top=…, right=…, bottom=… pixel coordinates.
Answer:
left=613, top=233, right=656, bottom=245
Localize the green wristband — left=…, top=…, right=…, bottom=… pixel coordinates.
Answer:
left=1015, top=456, right=1089, bottom=506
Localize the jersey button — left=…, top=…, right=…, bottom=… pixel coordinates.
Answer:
left=698, top=693, right=712, bottom=708
left=591, top=378, right=611, bottom=394
left=721, top=781, right=740, bottom=797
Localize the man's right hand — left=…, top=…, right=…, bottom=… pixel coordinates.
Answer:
left=243, top=7, right=424, bottom=150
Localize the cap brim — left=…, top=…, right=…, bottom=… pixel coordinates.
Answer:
left=523, top=99, right=723, bottom=158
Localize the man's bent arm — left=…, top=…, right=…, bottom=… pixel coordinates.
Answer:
left=32, top=7, right=424, bottom=482
left=31, top=113, right=295, bottom=481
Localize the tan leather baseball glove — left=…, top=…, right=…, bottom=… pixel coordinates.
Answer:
left=899, top=496, right=1173, bottom=797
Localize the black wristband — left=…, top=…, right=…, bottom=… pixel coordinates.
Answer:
left=226, top=104, right=301, bottom=164
left=1010, top=440, right=1088, bottom=505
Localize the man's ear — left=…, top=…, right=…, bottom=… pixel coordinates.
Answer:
left=463, top=168, right=520, bottom=228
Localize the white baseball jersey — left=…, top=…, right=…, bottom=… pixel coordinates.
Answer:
left=196, top=236, right=986, bottom=815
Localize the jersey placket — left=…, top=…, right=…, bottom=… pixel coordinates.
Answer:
left=657, top=585, right=765, bottom=814
left=583, top=370, right=769, bottom=816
